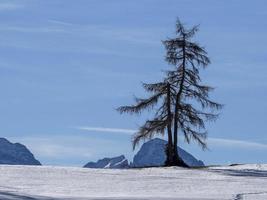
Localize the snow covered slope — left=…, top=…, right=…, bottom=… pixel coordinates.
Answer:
left=1, top=164, right=267, bottom=199
left=83, top=155, right=129, bottom=169
left=132, top=138, right=204, bottom=167
left=0, top=138, right=41, bottom=166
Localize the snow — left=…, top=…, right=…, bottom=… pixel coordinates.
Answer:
left=0, top=164, right=267, bottom=199
left=104, top=162, right=111, bottom=168
left=84, top=155, right=129, bottom=169
left=113, top=158, right=127, bottom=167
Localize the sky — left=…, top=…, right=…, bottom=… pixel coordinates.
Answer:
left=0, top=0, right=267, bottom=166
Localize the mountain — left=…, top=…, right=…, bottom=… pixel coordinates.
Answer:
left=84, top=155, right=129, bottom=169
left=0, top=138, right=41, bottom=165
left=131, top=138, right=204, bottom=167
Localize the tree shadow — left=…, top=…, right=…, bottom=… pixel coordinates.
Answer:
left=0, top=192, right=214, bottom=200
left=0, top=191, right=57, bottom=200
left=211, top=169, right=267, bottom=178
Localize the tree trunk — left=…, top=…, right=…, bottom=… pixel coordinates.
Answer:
left=165, top=83, right=174, bottom=166
left=172, top=37, right=189, bottom=168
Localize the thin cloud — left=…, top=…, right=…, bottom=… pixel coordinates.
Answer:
left=0, top=2, right=23, bottom=11
left=48, top=19, right=74, bottom=26
left=48, top=19, right=160, bottom=45
left=0, top=26, right=66, bottom=33
left=8, top=136, right=93, bottom=159
left=208, top=138, right=267, bottom=150
left=77, top=126, right=267, bottom=149
left=78, top=126, right=136, bottom=135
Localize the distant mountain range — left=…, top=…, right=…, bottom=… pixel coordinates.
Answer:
left=0, top=138, right=41, bottom=165
left=0, top=137, right=203, bottom=168
left=84, top=138, right=204, bottom=169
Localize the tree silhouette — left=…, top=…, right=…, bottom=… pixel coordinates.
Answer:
left=163, top=19, right=223, bottom=165
left=118, top=19, right=222, bottom=167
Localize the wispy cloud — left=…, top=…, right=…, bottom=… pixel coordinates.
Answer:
left=48, top=19, right=74, bottom=26
left=1, top=20, right=158, bottom=45
left=77, top=126, right=136, bottom=135
left=77, top=126, right=267, bottom=150
left=0, top=26, right=66, bottom=33
left=0, top=2, right=23, bottom=11
left=47, top=19, right=161, bottom=45
left=208, top=138, right=267, bottom=150
left=8, top=136, right=93, bottom=159
left=0, top=22, right=160, bottom=58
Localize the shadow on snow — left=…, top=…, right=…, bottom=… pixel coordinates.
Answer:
left=210, top=169, right=267, bottom=178
left=0, top=191, right=56, bottom=200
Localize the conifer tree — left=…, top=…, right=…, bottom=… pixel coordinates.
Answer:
left=163, top=19, right=222, bottom=165
left=118, top=19, right=222, bottom=167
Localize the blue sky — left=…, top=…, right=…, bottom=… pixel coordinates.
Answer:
left=0, top=0, right=267, bottom=166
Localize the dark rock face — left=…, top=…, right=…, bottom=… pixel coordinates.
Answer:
left=132, top=138, right=204, bottom=168
left=84, top=155, right=129, bottom=169
left=0, top=138, right=41, bottom=165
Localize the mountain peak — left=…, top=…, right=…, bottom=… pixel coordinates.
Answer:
left=0, top=138, right=41, bottom=166
left=132, top=138, right=204, bottom=167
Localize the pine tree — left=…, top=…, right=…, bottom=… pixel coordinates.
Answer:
left=118, top=19, right=222, bottom=167
left=163, top=19, right=223, bottom=165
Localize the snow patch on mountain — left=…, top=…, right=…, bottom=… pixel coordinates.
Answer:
left=83, top=155, right=129, bottom=169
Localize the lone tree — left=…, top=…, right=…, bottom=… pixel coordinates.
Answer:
left=118, top=19, right=222, bottom=167
left=163, top=20, right=223, bottom=166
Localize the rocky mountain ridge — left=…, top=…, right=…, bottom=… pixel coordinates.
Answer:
left=0, top=138, right=41, bottom=165
left=84, top=138, right=204, bottom=169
